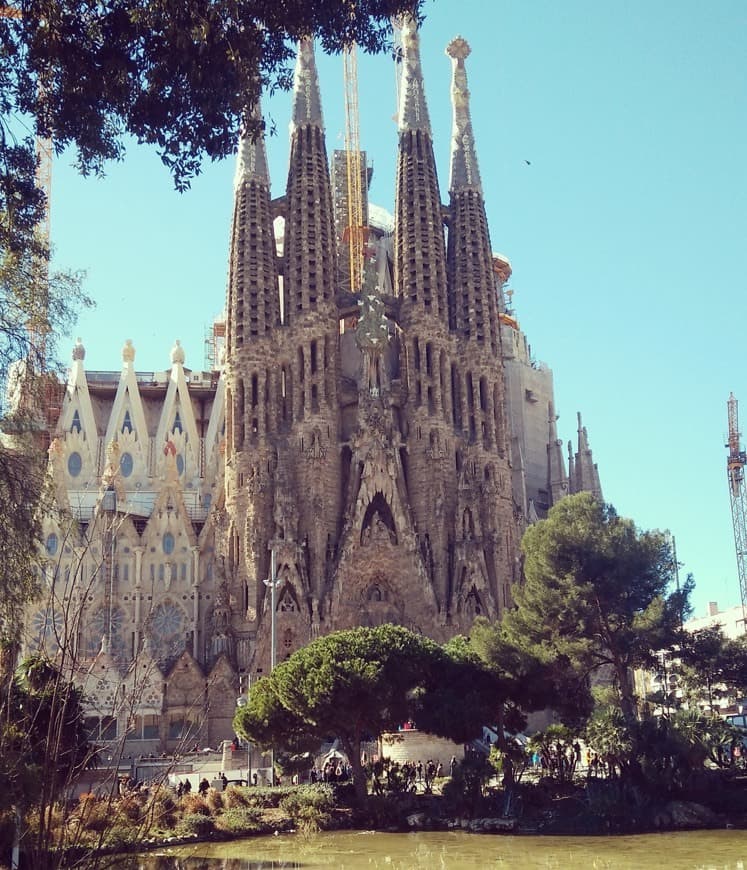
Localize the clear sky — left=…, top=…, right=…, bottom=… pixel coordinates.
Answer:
left=49, top=0, right=747, bottom=619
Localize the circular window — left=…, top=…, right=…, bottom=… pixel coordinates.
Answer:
left=67, top=452, right=82, bottom=477
left=120, top=451, right=134, bottom=478
left=176, top=453, right=185, bottom=476
left=163, top=532, right=175, bottom=555
left=45, top=533, right=58, bottom=556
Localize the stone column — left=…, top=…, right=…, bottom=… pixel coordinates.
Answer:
left=191, top=546, right=201, bottom=659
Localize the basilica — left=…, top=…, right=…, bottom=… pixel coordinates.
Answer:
left=23, top=17, right=602, bottom=753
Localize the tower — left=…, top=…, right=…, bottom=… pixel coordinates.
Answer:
left=29, top=17, right=607, bottom=752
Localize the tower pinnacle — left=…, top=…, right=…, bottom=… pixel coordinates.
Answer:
left=291, top=37, right=324, bottom=132
left=398, top=15, right=431, bottom=134
left=235, top=103, right=270, bottom=190
left=446, top=36, right=482, bottom=195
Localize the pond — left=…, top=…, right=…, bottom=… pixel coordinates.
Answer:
left=115, top=829, right=747, bottom=869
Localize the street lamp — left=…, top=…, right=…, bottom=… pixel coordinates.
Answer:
left=262, top=547, right=279, bottom=784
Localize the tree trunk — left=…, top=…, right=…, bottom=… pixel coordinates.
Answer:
left=494, top=705, right=514, bottom=787
left=341, top=736, right=367, bottom=804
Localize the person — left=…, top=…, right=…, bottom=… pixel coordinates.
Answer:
left=183, top=778, right=192, bottom=794
left=573, top=741, right=582, bottom=766
left=449, top=755, right=457, bottom=777
left=176, top=781, right=184, bottom=797
left=221, top=772, right=228, bottom=790
left=252, top=772, right=258, bottom=786
left=198, top=777, right=210, bottom=795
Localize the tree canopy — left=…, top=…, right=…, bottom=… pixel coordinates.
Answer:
left=234, top=624, right=499, bottom=801
left=0, top=655, right=90, bottom=813
left=1, top=0, right=424, bottom=257
left=503, top=493, right=691, bottom=724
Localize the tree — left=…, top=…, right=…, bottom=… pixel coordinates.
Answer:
left=0, top=257, right=89, bottom=652
left=234, top=624, right=499, bottom=803
left=0, top=654, right=91, bottom=867
left=1, top=0, right=425, bottom=259
left=676, top=626, right=747, bottom=712
left=506, top=493, right=691, bottom=731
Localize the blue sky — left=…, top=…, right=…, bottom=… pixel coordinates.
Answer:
left=50, top=0, right=747, bottom=618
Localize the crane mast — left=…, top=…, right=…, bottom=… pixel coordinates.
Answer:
left=343, top=40, right=365, bottom=293
left=726, top=392, right=747, bottom=614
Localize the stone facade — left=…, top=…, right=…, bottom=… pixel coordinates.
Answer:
left=23, top=18, right=603, bottom=753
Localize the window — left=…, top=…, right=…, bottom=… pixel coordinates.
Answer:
left=67, top=452, right=82, bottom=477
left=120, top=451, right=134, bottom=477
left=163, top=533, right=175, bottom=555
left=45, top=533, right=58, bottom=556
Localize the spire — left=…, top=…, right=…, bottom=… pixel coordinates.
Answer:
left=235, top=103, right=270, bottom=190
left=573, top=412, right=603, bottom=502
left=283, top=36, right=337, bottom=320
left=567, top=440, right=575, bottom=491
left=226, top=92, right=279, bottom=353
left=446, top=36, right=482, bottom=195
left=398, top=15, right=431, bottom=134
left=291, top=37, right=324, bottom=133
left=394, top=15, right=448, bottom=323
left=444, top=35, right=498, bottom=352
left=547, top=402, right=568, bottom=506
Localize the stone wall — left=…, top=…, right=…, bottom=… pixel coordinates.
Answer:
left=379, top=730, right=463, bottom=769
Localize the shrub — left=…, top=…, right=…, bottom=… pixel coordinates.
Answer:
left=176, top=813, right=215, bottom=838
left=180, top=794, right=210, bottom=816
left=77, top=794, right=113, bottom=833
left=280, top=784, right=334, bottom=829
left=223, top=786, right=251, bottom=809
left=103, top=822, right=139, bottom=850
left=116, top=794, right=144, bottom=823
left=206, top=789, right=224, bottom=813
left=244, top=784, right=293, bottom=809
left=214, top=807, right=263, bottom=836
left=143, top=786, right=178, bottom=830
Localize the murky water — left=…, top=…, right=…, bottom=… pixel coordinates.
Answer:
left=115, top=829, right=746, bottom=869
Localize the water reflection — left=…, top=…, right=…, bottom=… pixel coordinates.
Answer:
left=114, top=830, right=747, bottom=870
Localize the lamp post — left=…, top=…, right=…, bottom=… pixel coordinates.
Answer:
left=235, top=675, right=252, bottom=785
left=263, top=547, right=279, bottom=784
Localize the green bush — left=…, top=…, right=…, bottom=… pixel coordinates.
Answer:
left=279, top=784, right=334, bottom=828
left=214, top=807, right=263, bottom=836
left=103, top=822, right=139, bottom=850
left=176, top=813, right=215, bottom=838
left=244, top=784, right=294, bottom=809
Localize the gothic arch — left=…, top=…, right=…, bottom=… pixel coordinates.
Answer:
left=360, top=492, right=397, bottom=545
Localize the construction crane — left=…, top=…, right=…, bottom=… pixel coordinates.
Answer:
left=726, top=392, right=747, bottom=614
left=1, top=4, right=53, bottom=352
left=342, top=39, right=366, bottom=293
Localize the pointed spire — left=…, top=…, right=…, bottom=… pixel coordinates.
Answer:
left=547, top=402, right=568, bottom=506
left=235, top=102, right=270, bottom=189
left=291, top=37, right=324, bottom=132
left=398, top=15, right=431, bottom=134
left=573, top=412, right=603, bottom=502
left=446, top=36, right=482, bottom=195
left=567, top=440, right=576, bottom=492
